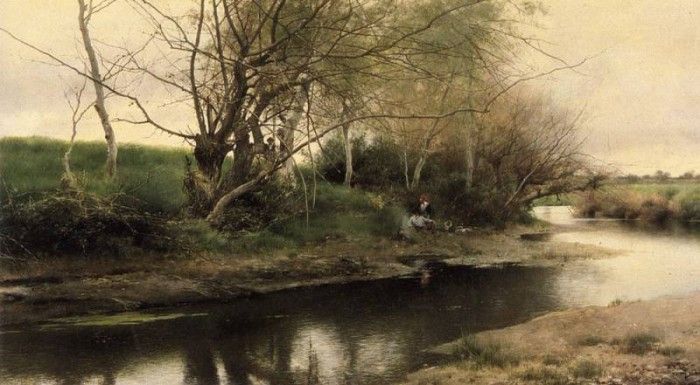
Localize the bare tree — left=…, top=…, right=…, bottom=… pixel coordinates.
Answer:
left=120, top=0, right=518, bottom=222
left=61, top=77, right=93, bottom=189
left=475, top=95, right=605, bottom=217
left=77, top=0, right=119, bottom=178
left=0, top=0, right=587, bottom=225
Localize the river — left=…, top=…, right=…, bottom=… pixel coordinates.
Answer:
left=1, top=206, right=699, bottom=385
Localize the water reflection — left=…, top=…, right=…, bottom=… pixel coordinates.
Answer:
left=3, top=207, right=699, bottom=384
left=1, top=266, right=561, bottom=385
left=535, top=206, right=700, bottom=306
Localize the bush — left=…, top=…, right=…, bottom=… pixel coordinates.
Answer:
left=621, top=332, right=660, bottom=355
left=574, top=183, right=700, bottom=224
left=677, top=187, right=700, bottom=221
left=454, top=334, right=520, bottom=368
left=0, top=191, right=173, bottom=256
left=214, top=178, right=304, bottom=233
left=519, top=365, right=570, bottom=385
left=638, top=195, right=675, bottom=224
left=318, top=134, right=404, bottom=188
left=577, top=335, right=606, bottom=346
left=428, top=173, right=515, bottom=226
left=570, top=359, right=602, bottom=379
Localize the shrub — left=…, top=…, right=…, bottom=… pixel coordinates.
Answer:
left=608, top=298, right=623, bottom=307
left=0, top=191, right=173, bottom=256
left=658, top=345, right=684, bottom=356
left=455, top=334, right=520, bottom=368
left=621, top=332, right=660, bottom=355
left=542, top=354, right=564, bottom=366
left=519, top=365, right=570, bottom=385
left=318, top=134, right=404, bottom=188
left=570, top=359, right=602, bottom=379
left=677, top=187, right=700, bottom=222
left=429, top=173, right=513, bottom=226
left=578, top=335, right=606, bottom=346
left=639, top=195, right=675, bottom=224
left=215, top=178, right=303, bottom=233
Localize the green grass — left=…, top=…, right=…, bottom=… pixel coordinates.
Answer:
left=454, top=334, right=520, bottom=368
left=0, top=136, right=190, bottom=214
left=623, top=182, right=699, bottom=197
left=0, top=137, right=408, bottom=254
left=234, top=183, right=405, bottom=252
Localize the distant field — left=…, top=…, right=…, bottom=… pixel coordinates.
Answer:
left=621, top=181, right=700, bottom=196
left=534, top=180, right=700, bottom=207
left=0, top=136, right=190, bottom=213
left=571, top=180, right=700, bottom=222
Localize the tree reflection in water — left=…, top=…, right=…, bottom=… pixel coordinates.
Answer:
left=0, top=266, right=562, bottom=385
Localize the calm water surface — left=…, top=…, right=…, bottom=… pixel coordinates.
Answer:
left=1, top=206, right=699, bottom=385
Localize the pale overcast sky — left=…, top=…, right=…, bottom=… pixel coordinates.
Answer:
left=1, top=0, right=699, bottom=175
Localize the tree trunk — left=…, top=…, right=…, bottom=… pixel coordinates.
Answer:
left=410, top=152, right=427, bottom=190
left=341, top=101, right=354, bottom=187
left=465, top=134, right=475, bottom=190
left=403, top=147, right=410, bottom=190
left=229, top=136, right=254, bottom=188
left=410, top=136, right=430, bottom=190
left=342, top=122, right=353, bottom=187
left=464, top=113, right=482, bottom=192
left=61, top=126, right=78, bottom=189
left=206, top=173, right=266, bottom=224
left=280, top=82, right=310, bottom=181
left=78, top=0, right=117, bottom=178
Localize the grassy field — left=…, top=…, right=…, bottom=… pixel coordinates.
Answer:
left=0, top=136, right=190, bottom=214
left=0, top=136, right=407, bottom=255
left=622, top=181, right=700, bottom=196
left=534, top=180, right=700, bottom=207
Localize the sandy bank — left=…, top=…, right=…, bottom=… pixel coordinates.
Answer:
left=403, top=292, right=700, bottom=385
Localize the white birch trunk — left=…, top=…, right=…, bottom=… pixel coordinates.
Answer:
left=78, top=0, right=117, bottom=178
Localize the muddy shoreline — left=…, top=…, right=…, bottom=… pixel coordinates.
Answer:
left=0, top=227, right=612, bottom=326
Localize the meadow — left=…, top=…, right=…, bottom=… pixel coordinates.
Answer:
left=0, top=136, right=189, bottom=214
left=0, top=137, right=406, bottom=255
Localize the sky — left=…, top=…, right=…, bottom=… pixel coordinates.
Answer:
left=0, top=0, right=699, bottom=176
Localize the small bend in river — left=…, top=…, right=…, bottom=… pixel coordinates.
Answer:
left=1, top=206, right=699, bottom=385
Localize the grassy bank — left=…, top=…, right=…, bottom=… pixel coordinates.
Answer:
left=403, top=293, right=700, bottom=385
left=0, top=136, right=189, bottom=214
left=574, top=182, right=700, bottom=223
left=0, top=136, right=616, bottom=325
left=0, top=136, right=407, bottom=256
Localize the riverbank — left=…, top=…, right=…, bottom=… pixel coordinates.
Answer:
left=402, top=291, right=700, bottom=385
left=0, top=226, right=612, bottom=326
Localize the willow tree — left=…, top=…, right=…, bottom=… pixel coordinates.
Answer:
left=1, top=0, right=586, bottom=224
left=116, top=0, right=504, bottom=222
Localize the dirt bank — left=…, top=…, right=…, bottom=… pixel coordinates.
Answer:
left=403, top=292, right=700, bottom=385
left=0, top=228, right=612, bottom=326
